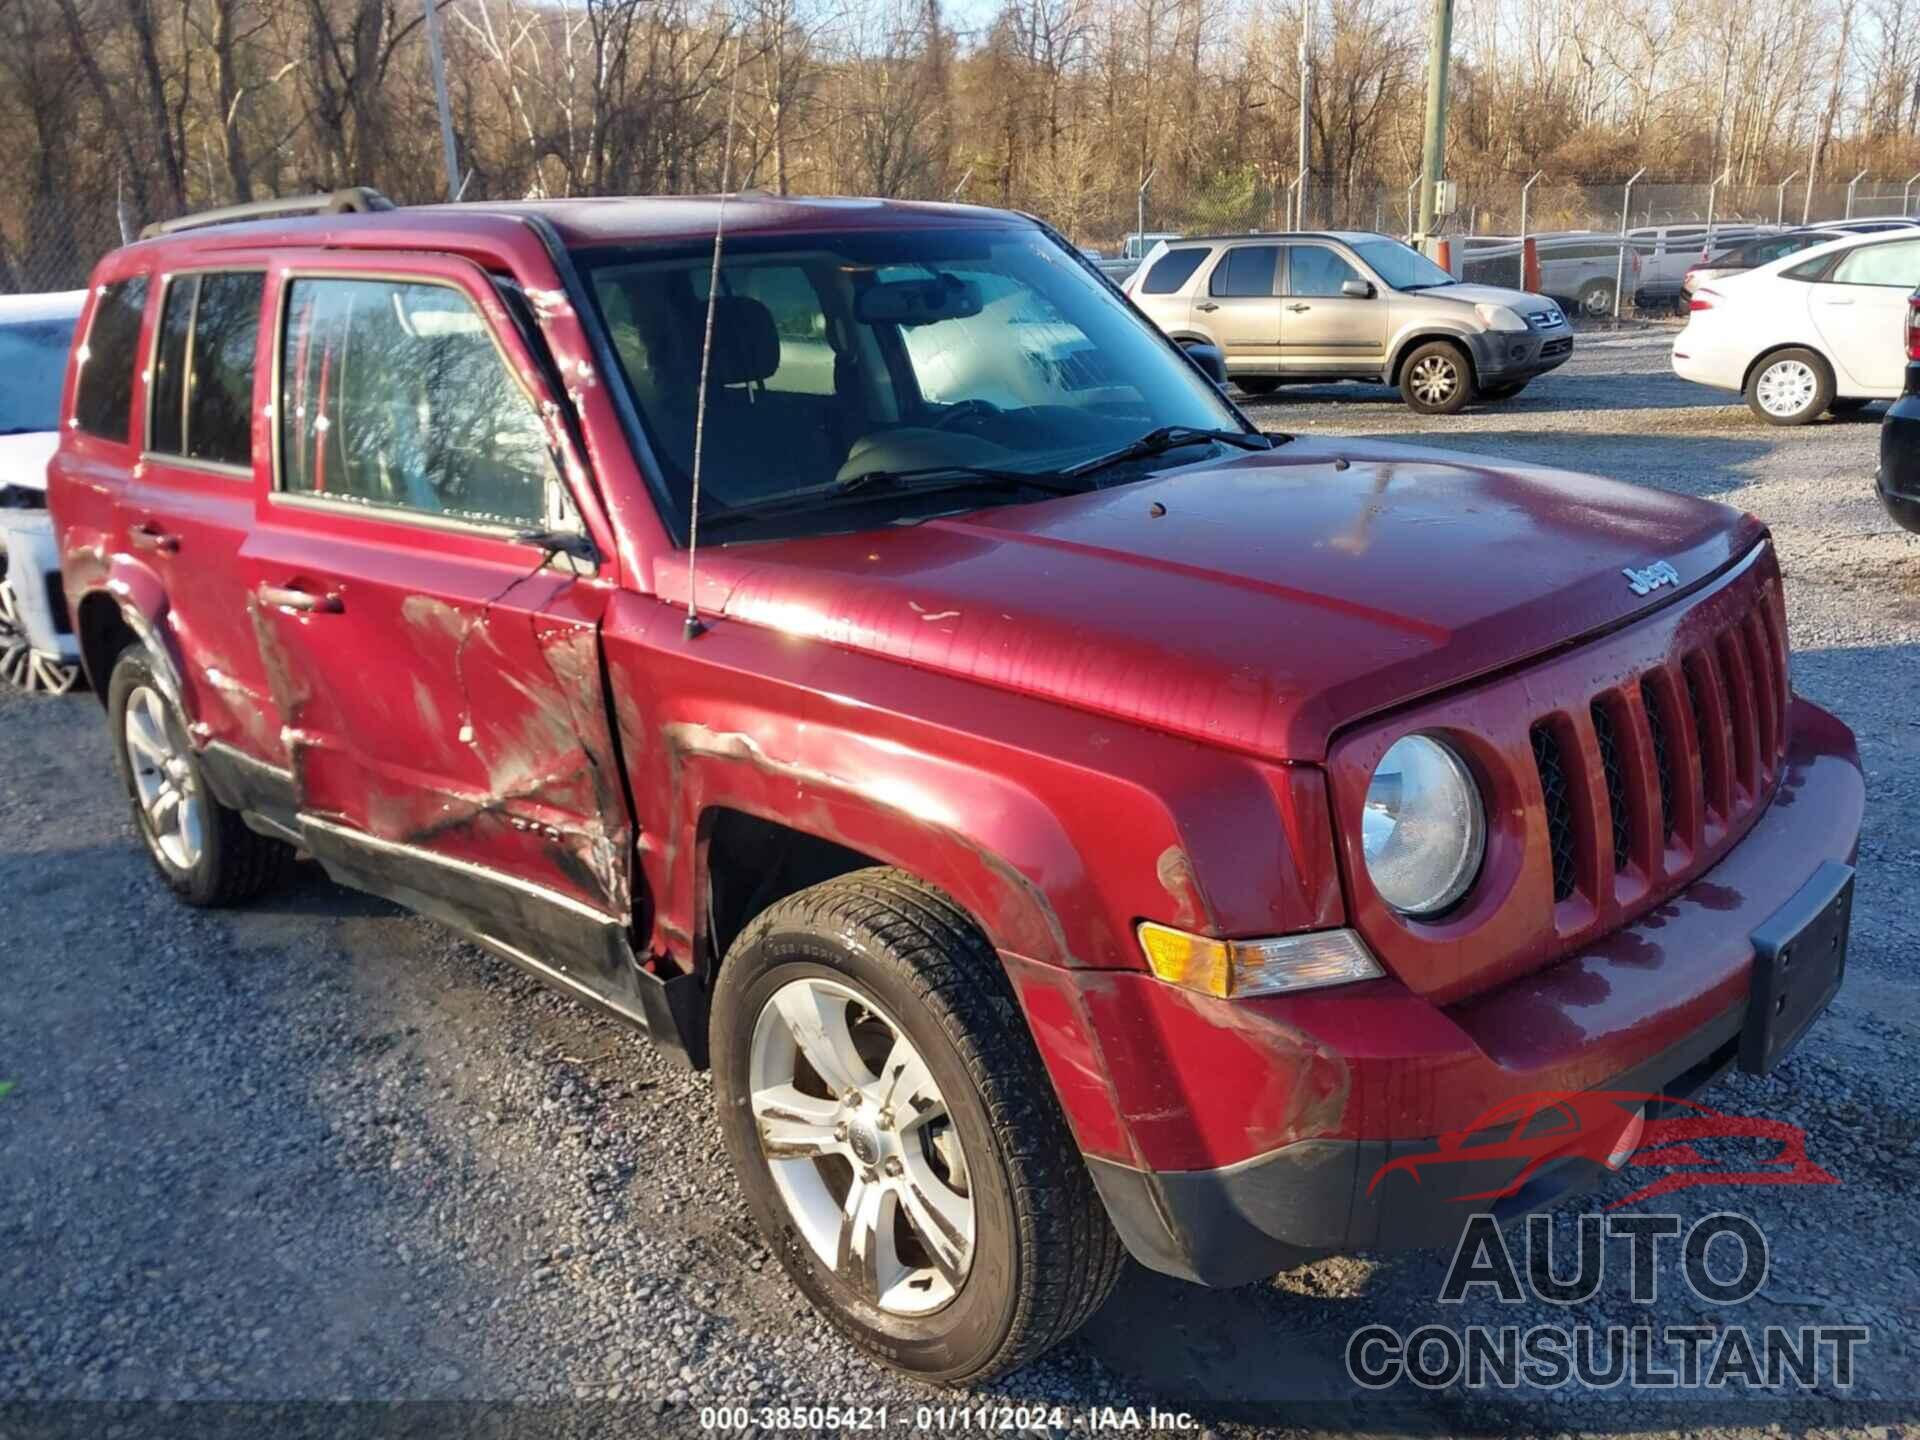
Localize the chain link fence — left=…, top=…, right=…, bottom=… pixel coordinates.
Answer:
left=0, top=189, right=128, bottom=298
left=11, top=172, right=1920, bottom=314
left=1093, top=175, right=1920, bottom=246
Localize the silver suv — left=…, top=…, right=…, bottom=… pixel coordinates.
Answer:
left=1124, top=230, right=1573, bottom=413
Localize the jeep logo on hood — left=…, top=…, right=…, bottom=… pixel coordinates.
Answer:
left=1623, top=560, right=1681, bottom=596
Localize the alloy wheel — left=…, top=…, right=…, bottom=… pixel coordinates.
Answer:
left=124, top=684, right=205, bottom=871
left=0, top=568, right=77, bottom=694
left=1756, top=359, right=1818, bottom=418
left=748, top=976, right=975, bottom=1316
left=1410, top=355, right=1459, bottom=405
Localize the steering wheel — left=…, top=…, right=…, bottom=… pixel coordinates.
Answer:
left=928, top=398, right=1003, bottom=431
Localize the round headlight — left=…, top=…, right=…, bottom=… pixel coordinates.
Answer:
left=1362, top=735, right=1485, bottom=916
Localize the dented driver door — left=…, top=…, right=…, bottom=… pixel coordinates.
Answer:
left=241, top=252, right=634, bottom=984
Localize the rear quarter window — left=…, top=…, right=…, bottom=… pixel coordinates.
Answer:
left=73, top=277, right=149, bottom=442
left=1831, top=239, right=1920, bottom=287
left=1140, top=248, right=1209, bottom=295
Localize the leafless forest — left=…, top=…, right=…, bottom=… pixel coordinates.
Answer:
left=4, top=0, right=1918, bottom=288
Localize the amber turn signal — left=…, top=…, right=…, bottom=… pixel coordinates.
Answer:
left=1136, top=921, right=1385, bottom=999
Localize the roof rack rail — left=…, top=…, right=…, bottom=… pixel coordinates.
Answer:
left=138, top=187, right=396, bottom=241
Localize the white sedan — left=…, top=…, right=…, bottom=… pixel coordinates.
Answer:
left=1672, top=229, right=1920, bottom=424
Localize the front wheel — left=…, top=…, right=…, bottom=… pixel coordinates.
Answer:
left=1400, top=341, right=1476, bottom=415
left=1234, top=376, right=1282, bottom=396
left=1745, top=349, right=1834, bottom=426
left=712, top=869, right=1124, bottom=1383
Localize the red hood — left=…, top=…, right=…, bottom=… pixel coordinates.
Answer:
left=674, top=438, right=1764, bottom=761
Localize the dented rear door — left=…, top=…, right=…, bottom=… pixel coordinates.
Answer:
left=241, top=252, right=633, bottom=964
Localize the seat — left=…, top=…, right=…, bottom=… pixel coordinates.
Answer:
left=649, top=295, right=843, bottom=506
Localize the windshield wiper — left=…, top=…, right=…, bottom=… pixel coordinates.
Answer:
left=1060, top=425, right=1273, bottom=482
left=700, top=464, right=1088, bottom=530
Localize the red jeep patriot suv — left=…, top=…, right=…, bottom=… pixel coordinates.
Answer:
left=50, top=190, right=1863, bottom=1383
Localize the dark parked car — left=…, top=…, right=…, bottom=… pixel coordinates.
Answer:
left=1684, top=229, right=1844, bottom=296
left=51, top=188, right=1862, bottom=1384
left=1878, top=290, right=1920, bottom=532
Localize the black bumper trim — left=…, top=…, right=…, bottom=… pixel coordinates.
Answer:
left=1087, top=1002, right=1745, bottom=1287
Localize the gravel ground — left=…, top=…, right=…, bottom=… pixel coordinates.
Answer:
left=2, top=329, right=1917, bottom=1437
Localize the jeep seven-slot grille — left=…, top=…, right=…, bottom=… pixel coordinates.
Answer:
left=1531, top=723, right=1579, bottom=902
left=1642, top=680, right=1677, bottom=841
left=1528, top=596, right=1787, bottom=906
left=1589, top=701, right=1632, bottom=872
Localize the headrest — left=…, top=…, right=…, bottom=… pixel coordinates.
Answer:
left=706, top=296, right=780, bottom=386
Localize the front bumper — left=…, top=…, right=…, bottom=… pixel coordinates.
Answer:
left=1468, top=326, right=1573, bottom=383
left=1015, top=699, right=1862, bottom=1287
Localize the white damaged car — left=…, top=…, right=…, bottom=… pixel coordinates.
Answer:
left=0, top=289, right=86, bottom=691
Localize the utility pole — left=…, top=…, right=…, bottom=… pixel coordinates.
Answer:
left=422, top=0, right=460, bottom=202
left=1414, top=0, right=1454, bottom=243
left=1297, top=1, right=1313, bottom=230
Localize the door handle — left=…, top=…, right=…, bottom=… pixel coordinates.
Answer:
left=257, top=583, right=343, bottom=614
left=1195, top=301, right=1220, bottom=313
left=1286, top=303, right=1312, bottom=313
left=128, top=522, right=179, bottom=554
left=1820, top=297, right=1854, bottom=306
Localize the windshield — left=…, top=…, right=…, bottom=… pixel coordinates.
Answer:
left=1352, top=238, right=1456, bottom=291
left=576, top=226, right=1243, bottom=541
left=0, top=315, right=78, bottom=432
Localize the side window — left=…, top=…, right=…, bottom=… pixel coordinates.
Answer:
left=1831, top=240, right=1920, bottom=288
left=1141, top=247, right=1209, bottom=294
left=73, top=277, right=149, bottom=442
left=187, top=273, right=264, bottom=465
left=1288, top=245, right=1362, bottom=297
left=150, top=279, right=193, bottom=454
left=148, top=271, right=263, bottom=466
left=279, top=277, right=558, bottom=529
left=1209, top=245, right=1279, bottom=298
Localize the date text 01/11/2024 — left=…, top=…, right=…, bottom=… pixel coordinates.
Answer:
left=697, top=1405, right=1201, bottom=1431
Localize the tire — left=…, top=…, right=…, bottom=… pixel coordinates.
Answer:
left=712, top=868, right=1124, bottom=1383
left=1481, top=380, right=1529, bottom=401
left=107, top=648, right=294, bottom=906
left=1745, top=348, right=1834, bottom=426
left=1399, top=341, right=1476, bottom=415
left=1829, top=397, right=1874, bottom=416
left=1234, top=376, right=1282, bottom=396
left=1578, top=280, right=1616, bottom=318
